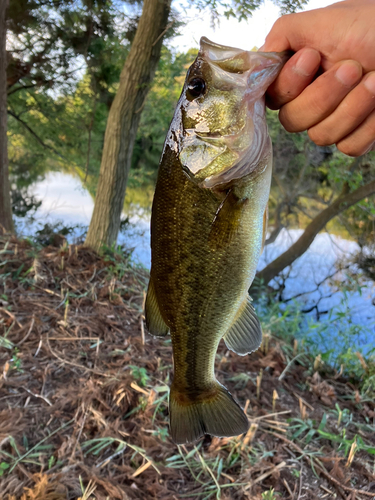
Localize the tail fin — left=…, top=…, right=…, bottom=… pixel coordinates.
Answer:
left=169, top=381, right=249, bottom=444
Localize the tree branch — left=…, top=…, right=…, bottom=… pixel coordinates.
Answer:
left=7, top=84, right=36, bottom=96
left=7, top=109, right=64, bottom=159
left=265, top=201, right=286, bottom=246
left=256, top=179, right=375, bottom=285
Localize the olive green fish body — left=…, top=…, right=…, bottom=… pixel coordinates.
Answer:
left=145, top=38, right=286, bottom=444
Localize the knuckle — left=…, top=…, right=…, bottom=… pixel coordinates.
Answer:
left=337, top=142, right=361, bottom=157
left=274, top=13, right=294, bottom=28
left=308, top=127, right=333, bottom=147
left=267, top=16, right=284, bottom=34
left=279, top=112, right=297, bottom=133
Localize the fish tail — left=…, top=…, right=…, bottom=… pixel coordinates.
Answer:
left=169, top=381, right=249, bottom=444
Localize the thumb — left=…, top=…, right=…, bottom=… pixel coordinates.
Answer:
left=261, top=16, right=293, bottom=52
left=261, top=12, right=323, bottom=53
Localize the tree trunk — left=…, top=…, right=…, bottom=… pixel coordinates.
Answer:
left=85, top=0, right=172, bottom=251
left=256, top=180, right=375, bottom=285
left=0, top=0, right=13, bottom=233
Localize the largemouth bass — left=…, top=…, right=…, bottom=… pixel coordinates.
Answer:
left=145, top=37, right=286, bottom=444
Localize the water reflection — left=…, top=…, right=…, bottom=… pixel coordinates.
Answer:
left=14, top=170, right=375, bottom=350
left=15, top=171, right=153, bottom=264
left=259, top=229, right=375, bottom=339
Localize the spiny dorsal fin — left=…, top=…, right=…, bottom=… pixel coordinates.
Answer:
left=223, top=295, right=262, bottom=356
left=145, top=275, right=169, bottom=337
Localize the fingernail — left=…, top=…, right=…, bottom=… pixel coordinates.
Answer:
left=364, top=72, right=375, bottom=95
left=335, top=61, right=362, bottom=87
left=294, top=49, right=320, bottom=77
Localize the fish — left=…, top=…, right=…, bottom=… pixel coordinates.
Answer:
left=145, top=37, right=286, bottom=445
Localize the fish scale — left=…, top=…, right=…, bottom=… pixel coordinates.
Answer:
left=145, top=37, right=287, bottom=444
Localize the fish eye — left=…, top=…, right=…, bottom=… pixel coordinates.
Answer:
left=187, top=77, right=206, bottom=98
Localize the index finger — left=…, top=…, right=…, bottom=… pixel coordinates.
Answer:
left=266, top=48, right=321, bottom=110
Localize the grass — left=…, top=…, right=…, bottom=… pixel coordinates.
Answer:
left=0, top=235, right=375, bottom=499
left=255, top=292, right=375, bottom=388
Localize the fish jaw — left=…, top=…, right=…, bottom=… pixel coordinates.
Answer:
left=167, top=37, right=287, bottom=189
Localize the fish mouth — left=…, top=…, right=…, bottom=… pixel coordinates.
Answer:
left=200, top=36, right=290, bottom=74
left=195, top=131, right=222, bottom=139
left=195, top=125, right=245, bottom=141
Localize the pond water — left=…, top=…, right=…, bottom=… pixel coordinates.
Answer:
left=15, top=170, right=375, bottom=354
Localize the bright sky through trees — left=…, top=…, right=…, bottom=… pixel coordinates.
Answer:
left=175, top=0, right=334, bottom=51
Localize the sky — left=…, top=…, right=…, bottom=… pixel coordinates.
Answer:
left=172, top=0, right=335, bottom=52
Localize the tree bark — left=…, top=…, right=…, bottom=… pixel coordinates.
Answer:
left=0, top=0, right=13, bottom=233
left=85, top=0, right=172, bottom=251
left=256, top=180, right=375, bottom=286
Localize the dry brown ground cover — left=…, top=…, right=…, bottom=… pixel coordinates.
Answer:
left=0, top=235, right=375, bottom=500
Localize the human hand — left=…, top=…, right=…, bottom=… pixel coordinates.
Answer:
left=262, top=0, right=375, bottom=156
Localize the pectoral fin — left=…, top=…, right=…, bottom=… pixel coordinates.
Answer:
left=145, top=276, right=169, bottom=337
left=223, top=295, right=262, bottom=356
left=209, top=189, right=248, bottom=251
left=262, top=204, right=268, bottom=251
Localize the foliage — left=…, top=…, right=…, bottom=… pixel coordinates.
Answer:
left=254, top=290, right=375, bottom=385
left=7, top=45, right=195, bottom=195
left=189, top=0, right=308, bottom=22
left=266, top=108, right=375, bottom=255
left=7, top=0, right=129, bottom=95
left=132, top=47, right=198, bottom=173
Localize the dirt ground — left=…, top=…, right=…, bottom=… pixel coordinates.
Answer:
left=0, top=236, right=374, bottom=500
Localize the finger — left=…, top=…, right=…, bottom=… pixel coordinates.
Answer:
left=262, top=14, right=307, bottom=53
left=262, top=11, right=332, bottom=54
left=336, top=109, right=375, bottom=157
left=266, top=48, right=321, bottom=110
left=308, top=71, right=375, bottom=146
left=279, top=60, right=363, bottom=133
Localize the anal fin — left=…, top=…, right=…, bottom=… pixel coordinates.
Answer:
left=145, top=276, right=169, bottom=337
left=223, top=295, right=262, bottom=356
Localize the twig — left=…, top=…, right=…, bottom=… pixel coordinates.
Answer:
left=152, top=19, right=176, bottom=47
left=0, top=307, right=22, bottom=328
left=270, top=432, right=375, bottom=498
left=253, top=410, right=291, bottom=420
left=48, top=337, right=98, bottom=341
left=244, top=461, right=287, bottom=490
left=297, top=465, right=303, bottom=500
left=279, top=353, right=306, bottom=381
left=98, top=447, right=127, bottom=469
left=283, top=478, right=293, bottom=497
left=140, top=317, right=145, bottom=345
left=34, top=339, right=42, bottom=357
left=69, top=406, right=88, bottom=462
left=8, top=110, right=64, bottom=159
left=132, top=460, right=152, bottom=478
left=46, top=333, right=112, bottom=378
left=7, top=419, right=74, bottom=473
left=293, top=392, right=314, bottom=411
left=16, top=317, right=35, bottom=346
left=21, top=386, right=52, bottom=406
